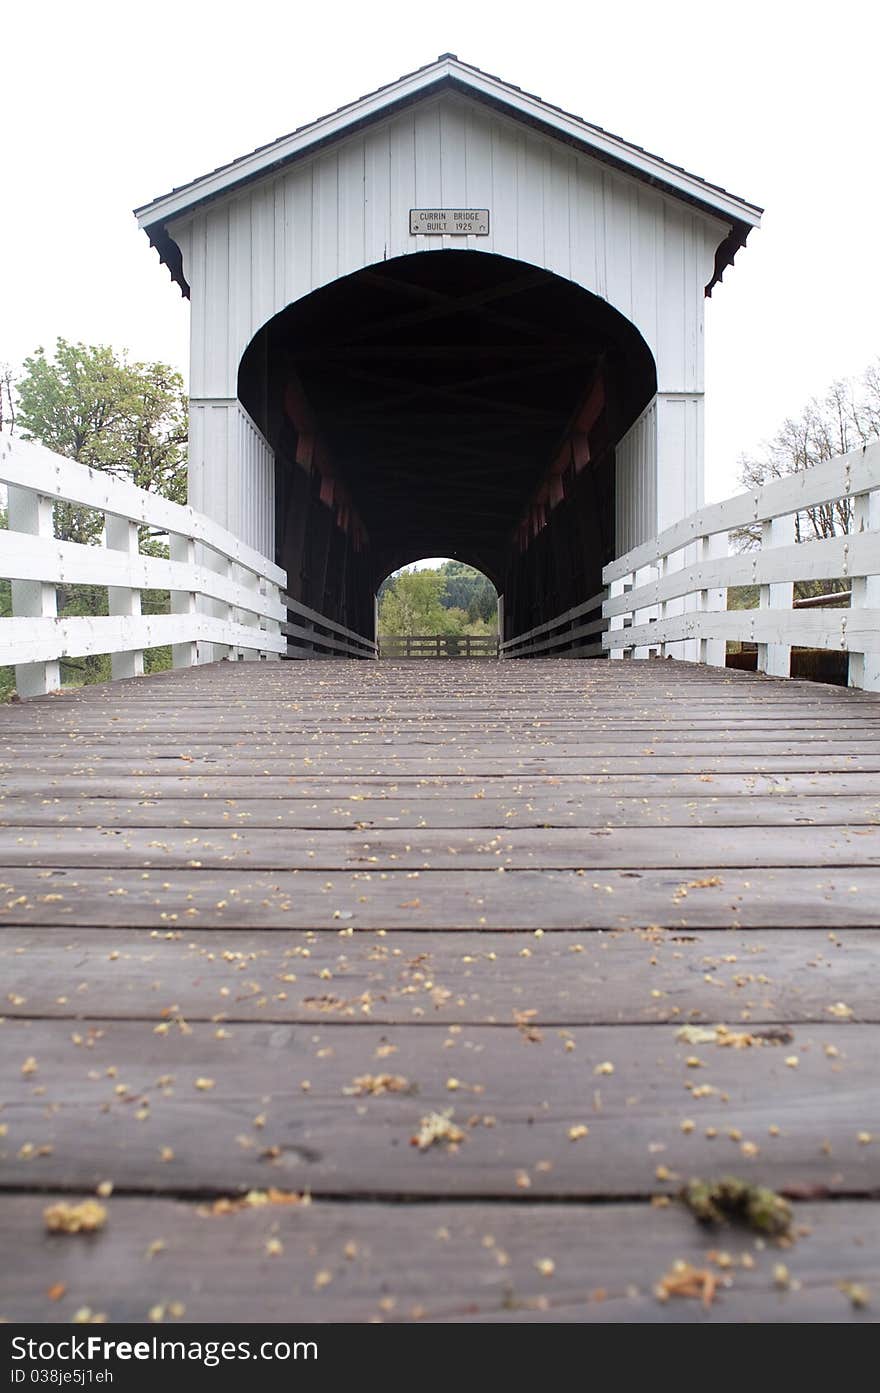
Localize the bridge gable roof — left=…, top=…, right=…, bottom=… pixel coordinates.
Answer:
left=135, top=54, right=762, bottom=296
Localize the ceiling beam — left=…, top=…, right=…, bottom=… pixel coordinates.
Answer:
left=330, top=424, right=539, bottom=457
left=324, top=403, right=563, bottom=427
left=295, top=345, right=597, bottom=361
left=355, top=266, right=595, bottom=348
left=322, top=358, right=594, bottom=419
left=360, top=480, right=523, bottom=502
left=325, top=269, right=566, bottom=348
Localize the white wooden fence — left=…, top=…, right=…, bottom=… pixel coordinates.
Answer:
left=602, top=439, right=880, bottom=691
left=4, top=433, right=878, bottom=693
left=0, top=435, right=287, bottom=697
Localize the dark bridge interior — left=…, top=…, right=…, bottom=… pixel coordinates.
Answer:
left=238, top=251, right=656, bottom=645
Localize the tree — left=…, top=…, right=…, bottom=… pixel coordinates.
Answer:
left=16, top=339, right=187, bottom=544
left=440, top=560, right=498, bottom=623
left=737, top=358, right=880, bottom=545
left=728, top=357, right=880, bottom=613
left=378, top=568, right=449, bottom=635
left=0, top=364, right=14, bottom=432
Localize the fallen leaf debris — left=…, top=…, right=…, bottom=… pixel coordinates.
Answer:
left=679, top=1177, right=793, bottom=1238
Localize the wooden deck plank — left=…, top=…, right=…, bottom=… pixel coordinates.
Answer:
left=3, top=721, right=879, bottom=738
left=2, top=927, right=878, bottom=1025
left=2, top=1017, right=877, bottom=1197
left=6, top=726, right=880, bottom=743
left=2, top=793, right=879, bottom=829
left=5, top=756, right=880, bottom=777
left=6, top=735, right=880, bottom=755
left=3, top=865, right=880, bottom=930
left=0, top=823, right=878, bottom=870
left=1, top=1195, right=875, bottom=1324
left=6, top=772, right=880, bottom=798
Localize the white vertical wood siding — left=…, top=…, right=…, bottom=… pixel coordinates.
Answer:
left=615, top=399, right=657, bottom=555
left=189, top=400, right=274, bottom=556
left=616, top=393, right=705, bottom=554
left=236, top=404, right=275, bottom=556
left=655, top=393, right=705, bottom=528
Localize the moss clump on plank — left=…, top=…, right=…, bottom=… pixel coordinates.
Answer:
left=679, top=1177, right=793, bottom=1237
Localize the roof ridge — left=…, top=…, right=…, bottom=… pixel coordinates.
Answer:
left=135, top=55, right=761, bottom=222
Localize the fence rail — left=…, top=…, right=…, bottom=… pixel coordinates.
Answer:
left=283, top=594, right=377, bottom=659
left=601, top=439, right=880, bottom=690
left=501, top=591, right=606, bottom=658
left=0, top=435, right=287, bottom=697
left=379, top=634, right=499, bottom=658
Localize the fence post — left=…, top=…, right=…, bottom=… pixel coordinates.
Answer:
left=224, top=556, right=239, bottom=661
left=232, top=563, right=261, bottom=660
left=607, top=576, right=627, bottom=659
left=261, top=582, right=282, bottom=660
left=7, top=486, right=61, bottom=698
left=105, top=514, right=144, bottom=680
left=848, top=490, right=880, bottom=691
left=633, top=564, right=658, bottom=660
left=169, top=533, right=198, bottom=669
left=757, top=513, right=794, bottom=678
left=658, top=556, right=677, bottom=659
left=195, top=545, right=232, bottom=664
left=698, top=531, right=728, bottom=668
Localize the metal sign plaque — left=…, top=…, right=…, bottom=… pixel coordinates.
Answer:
left=409, top=208, right=490, bottom=236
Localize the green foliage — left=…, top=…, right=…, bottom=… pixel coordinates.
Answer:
left=378, top=561, right=498, bottom=636
left=727, top=585, right=759, bottom=611
left=378, top=568, right=448, bottom=636
left=17, top=339, right=187, bottom=492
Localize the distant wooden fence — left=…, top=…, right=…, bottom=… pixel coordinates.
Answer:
left=0, top=435, right=287, bottom=698
left=379, top=634, right=499, bottom=658
left=602, top=439, right=880, bottom=690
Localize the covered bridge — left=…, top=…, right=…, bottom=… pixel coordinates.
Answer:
left=135, top=54, right=761, bottom=652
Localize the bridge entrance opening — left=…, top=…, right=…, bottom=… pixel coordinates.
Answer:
left=237, top=251, right=656, bottom=653
left=376, top=558, right=500, bottom=659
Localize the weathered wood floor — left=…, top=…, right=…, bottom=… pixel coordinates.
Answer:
left=1, top=657, right=878, bottom=1324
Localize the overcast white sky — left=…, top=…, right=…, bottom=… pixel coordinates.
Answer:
left=2, top=0, right=877, bottom=509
